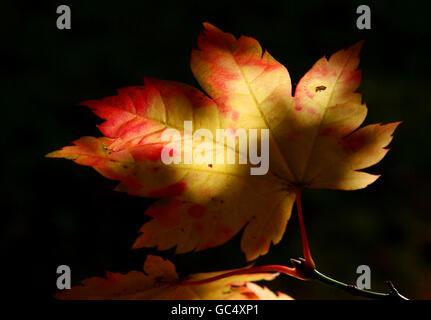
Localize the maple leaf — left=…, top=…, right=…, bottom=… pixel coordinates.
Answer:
left=54, top=255, right=291, bottom=300
left=47, top=23, right=399, bottom=261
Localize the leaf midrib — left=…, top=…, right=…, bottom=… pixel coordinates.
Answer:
left=228, top=51, right=296, bottom=181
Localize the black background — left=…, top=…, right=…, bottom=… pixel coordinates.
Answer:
left=2, top=0, right=431, bottom=300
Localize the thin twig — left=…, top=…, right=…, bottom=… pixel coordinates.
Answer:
left=181, top=258, right=409, bottom=300
left=311, top=268, right=408, bottom=300
left=295, top=189, right=315, bottom=271
left=183, top=190, right=408, bottom=300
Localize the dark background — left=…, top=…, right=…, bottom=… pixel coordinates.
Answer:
left=2, top=0, right=430, bottom=300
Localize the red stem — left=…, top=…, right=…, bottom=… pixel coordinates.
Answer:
left=182, top=264, right=308, bottom=286
left=183, top=189, right=316, bottom=286
left=296, top=189, right=315, bottom=270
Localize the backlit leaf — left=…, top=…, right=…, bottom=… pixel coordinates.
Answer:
left=47, top=23, right=399, bottom=261
left=54, top=255, right=291, bottom=300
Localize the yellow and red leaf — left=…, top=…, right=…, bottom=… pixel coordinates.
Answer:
left=47, top=23, right=399, bottom=261
left=55, top=255, right=292, bottom=300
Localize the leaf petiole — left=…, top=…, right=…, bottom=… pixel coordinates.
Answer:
left=181, top=260, right=409, bottom=300
left=295, top=189, right=316, bottom=272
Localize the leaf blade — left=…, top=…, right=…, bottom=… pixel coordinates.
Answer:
left=54, top=255, right=292, bottom=300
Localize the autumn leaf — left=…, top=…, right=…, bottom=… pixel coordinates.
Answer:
left=54, top=255, right=292, bottom=300
left=47, top=23, right=399, bottom=261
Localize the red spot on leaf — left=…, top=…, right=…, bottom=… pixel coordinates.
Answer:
left=131, top=145, right=164, bottom=162
left=240, top=291, right=259, bottom=299
left=200, top=225, right=233, bottom=250
left=231, top=110, right=239, bottom=121
left=148, top=182, right=186, bottom=198
left=307, top=107, right=316, bottom=115
left=235, top=52, right=281, bottom=72
left=146, top=78, right=214, bottom=109
left=343, top=134, right=366, bottom=153
left=188, top=204, right=206, bottom=219
left=343, top=70, right=362, bottom=87
left=195, top=222, right=204, bottom=233
left=319, top=127, right=335, bottom=136
left=146, top=199, right=181, bottom=227
left=215, top=97, right=232, bottom=115
left=306, top=90, right=315, bottom=99
left=295, top=105, right=302, bottom=111
left=251, top=235, right=269, bottom=255
left=216, top=226, right=232, bottom=237
left=315, top=65, right=330, bottom=76
left=227, top=127, right=237, bottom=136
